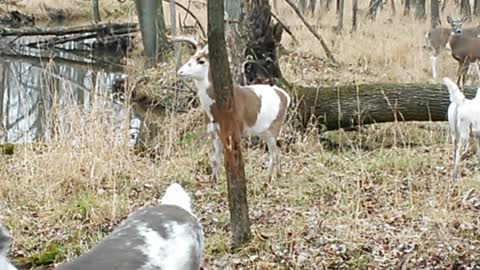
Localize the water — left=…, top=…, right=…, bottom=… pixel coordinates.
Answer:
left=0, top=34, right=141, bottom=146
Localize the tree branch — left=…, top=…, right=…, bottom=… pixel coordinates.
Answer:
left=282, top=0, right=338, bottom=65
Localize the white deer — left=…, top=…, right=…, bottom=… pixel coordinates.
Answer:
left=443, top=77, right=480, bottom=179
left=174, top=37, right=291, bottom=182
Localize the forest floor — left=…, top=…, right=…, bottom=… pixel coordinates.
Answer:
left=1, top=0, right=480, bottom=269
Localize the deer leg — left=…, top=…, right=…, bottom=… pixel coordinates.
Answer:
left=452, top=130, right=458, bottom=168
left=453, top=136, right=465, bottom=180
left=430, top=54, right=438, bottom=78
left=475, top=61, right=480, bottom=82
left=264, top=134, right=278, bottom=182
left=477, top=136, right=480, bottom=160
left=457, top=61, right=469, bottom=90
left=275, top=144, right=282, bottom=178
left=208, top=122, right=222, bottom=181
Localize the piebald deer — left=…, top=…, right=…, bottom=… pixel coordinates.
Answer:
left=56, top=183, right=204, bottom=270
left=425, top=24, right=480, bottom=79
left=446, top=16, right=480, bottom=89
left=174, top=36, right=291, bottom=182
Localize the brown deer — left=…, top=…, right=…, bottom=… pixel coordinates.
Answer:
left=446, top=16, right=480, bottom=89
left=425, top=24, right=480, bottom=79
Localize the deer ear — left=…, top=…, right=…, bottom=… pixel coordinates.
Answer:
left=462, top=16, right=468, bottom=22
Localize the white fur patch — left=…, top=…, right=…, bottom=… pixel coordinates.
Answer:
left=137, top=223, right=200, bottom=270
left=196, top=80, right=215, bottom=122
left=207, top=122, right=219, bottom=135
left=445, top=41, right=452, bottom=51
left=0, top=257, right=17, bottom=270
left=160, top=183, right=192, bottom=215
left=243, top=84, right=284, bottom=136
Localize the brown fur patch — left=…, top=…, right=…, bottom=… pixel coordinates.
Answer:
left=269, top=88, right=289, bottom=137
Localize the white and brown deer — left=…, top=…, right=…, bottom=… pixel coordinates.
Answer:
left=446, top=16, right=480, bottom=89
left=173, top=37, right=291, bottom=181
left=425, top=20, right=480, bottom=79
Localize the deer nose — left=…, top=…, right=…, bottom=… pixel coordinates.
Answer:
left=455, top=29, right=462, bottom=34
left=177, top=68, right=184, bottom=77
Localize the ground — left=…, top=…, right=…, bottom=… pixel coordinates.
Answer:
left=1, top=0, right=480, bottom=269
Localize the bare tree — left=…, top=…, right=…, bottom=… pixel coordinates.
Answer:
left=336, top=0, right=344, bottom=32
left=352, top=0, right=358, bottom=32
left=404, top=0, right=411, bottom=15
left=309, top=0, right=317, bottom=15
left=442, top=0, right=448, bottom=11
left=207, top=0, right=252, bottom=248
left=474, top=0, right=480, bottom=16
left=299, top=0, right=307, bottom=14
left=134, top=0, right=158, bottom=67
left=169, top=0, right=180, bottom=69
left=391, top=0, right=396, bottom=14
left=431, top=0, right=440, bottom=28
left=415, top=0, right=426, bottom=20
left=156, top=0, right=169, bottom=60
left=367, top=0, right=383, bottom=20
left=92, top=0, right=101, bottom=23
left=461, top=0, right=472, bottom=18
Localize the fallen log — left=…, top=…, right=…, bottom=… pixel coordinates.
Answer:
left=0, top=22, right=138, bottom=37
left=290, top=82, right=477, bottom=131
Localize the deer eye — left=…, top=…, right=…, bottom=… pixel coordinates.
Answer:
left=197, top=59, right=205, bottom=64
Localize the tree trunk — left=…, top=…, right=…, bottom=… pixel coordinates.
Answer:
left=224, top=0, right=244, bottom=84
left=285, top=82, right=477, bottom=130
left=352, top=0, right=358, bottom=32
left=242, top=0, right=283, bottom=85
left=92, top=0, right=101, bottom=23
left=391, top=0, right=396, bottom=15
left=368, top=0, right=382, bottom=20
left=461, top=0, right=472, bottom=18
left=431, top=0, right=440, bottom=28
left=299, top=0, right=307, bottom=14
left=207, top=0, right=252, bottom=248
left=156, top=1, right=169, bottom=61
left=309, top=0, right=317, bottom=15
left=169, top=0, right=180, bottom=69
left=404, top=0, right=411, bottom=15
left=134, top=0, right=158, bottom=67
left=415, top=0, right=426, bottom=20
left=474, top=0, right=480, bottom=16
left=442, top=0, right=448, bottom=11
left=326, top=0, right=333, bottom=11
left=336, top=0, right=344, bottom=32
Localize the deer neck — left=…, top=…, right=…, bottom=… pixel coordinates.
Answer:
left=194, top=71, right=216, bottom=122
left=448, top=34, right=461, bottom=51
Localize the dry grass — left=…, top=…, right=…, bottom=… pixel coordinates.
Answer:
left=1, top=1, right=480, bottom=269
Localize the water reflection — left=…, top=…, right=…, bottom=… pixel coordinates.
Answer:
left=0, top=37, right=139, bottom=146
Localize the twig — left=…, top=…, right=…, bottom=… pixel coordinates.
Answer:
left=282, top=0, right=337, bottom=65
left=163, top=0, right=206, bottom=40
left=270, top=10, right=298, bottom=43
